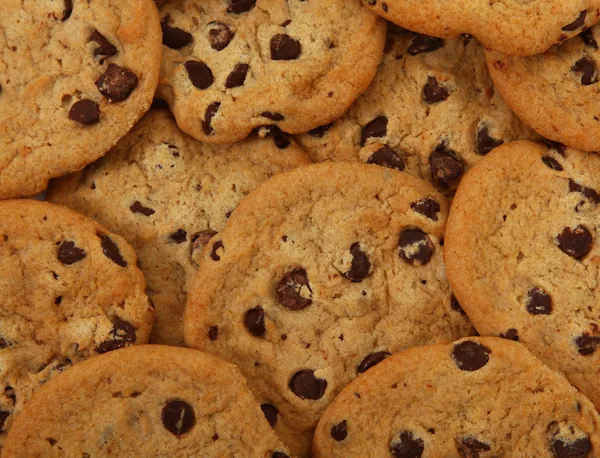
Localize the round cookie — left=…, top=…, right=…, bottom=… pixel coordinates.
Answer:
left=362, top=1, right=600, bottom=56
left=47, top=108, right=310, bottom=346
left=0, top=0, right=162, bottom=199
left=185, top=163, right=474, bottom=457
left=3, top=345, right=291, bottom=457
left=486, top=26, right=600, bottom=152
left=0, top=199, right=153, bottom=444
left=157, top=0, right=386, bottom=144
left=445, top=140, right=600, bottom=410
left=295, top=29, right=537, bottom=196
left=314, top=337, right=600, bottom=457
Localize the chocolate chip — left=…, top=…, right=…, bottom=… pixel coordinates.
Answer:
left=575, top=333, right=600, bottom=355
left=272, top=453, right=289, bottom=458
left=572, top=57, right=598, bottom=85
left=95, top=64, right=138, bottom=102
left=331, top=420, right=347, bottom=441
left=407, top=34, right=444, bottom=55
left=62, top=0, right=73, bottom=21
left=263, top=126, right=291, bottom=149
left=99, top=234, right=127, bottom=267
left=551, top=436, right=591, bottom=458
left=203, top=102, right=221, bottom=135
left=542, top=156, right=564, bottom=171
left=191, top=230, right=217, bottom=264
left=208, top=325, right=219, bottom=341
left=429, top=145, right=464, bottom=184
left=276, top=268, right=312, bottom=310
left=343, top=243, right=371, bottom=282
left=452, top=341, right=490, bottom=371
left=543, top=139, right=567, bottom=156
left=557, top=226, right=593, bottom=260
left=161, top=400, right=195, bottom=436
left=309, top=123, right=333, bottom=138
left=261, top=112, right=284, bottom=121
left=57, top=241, right=86, bottom=265
left=580, top=29, right=598, bottom=49
left=289, top=370, right=327, bottom=400
left=361, top=116, right=388, bottom=146
left=210, top=241, right=224, bottom=261
left=185, top=61, right=214, bottom=90
left=95, top=320, right=136, bottom=353
left=130, top=201, right=155, bottom=216
left=227, top=0, right=256, bottom=14
left=411, top=198, right=440, bottom=221
left=208, top=22, right=235, bottom=51
left=367, top=145, right=405, bottom=171
left=451, top=295, right=467, bottom=316
left=457, top=438, right=491, bottom=457
left=69, top=99, right=100, bottom=124
left=261, top=404, right=278, bottom=427
left=161, top=17, right=193, bottom=49
left=244, top=306, right=266, bottom=337
left=569, top=180, right=600, bottom=204
left=0, top=337, right=7, bottom=349
left=500, top=328, right=519, bottom=341
left=90, top=31, right=117, bottom=57
left=527, top=287, right=552, bottom=315
left=270, top=34, right=302, bottom=60
left=476, top=126, right=504, bottom=155
left=423, top=76, right=449, bottom=104
left=358, top=352, right=391, bottom=374
left=390, top=431, right=425, bottom=458
left=169, top=229, right=187, bottom=244
left=562, top=11, right=587, bottom=31
left=0, top=411, right=10, bottom=431
left=399, top=228, right=434, bottom=266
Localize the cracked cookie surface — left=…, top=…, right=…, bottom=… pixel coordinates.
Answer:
left=0, top=0, right=162, bottom=199
left=445, top=140, right=600, bottom=411
left=3, top=345, right=291, bottom=457
left=486, top=26, right=600, bottom=152
left=47, top=108, right=310, bottom=346
left=0, top=199, right=153, bottom=445
left=157, top=0, right=386, bottom=143
left=295, top=28, right=537, bottom=196
left=314, top=337, right=600, bottom=457
left=362, top=0, right=600, bottom=56
left=184, top=162, right=474, bottom=457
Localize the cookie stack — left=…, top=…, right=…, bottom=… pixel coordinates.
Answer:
left=1, top=0, right=600, bottom=457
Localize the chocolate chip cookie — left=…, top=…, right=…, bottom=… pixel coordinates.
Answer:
left=314, top=337, right=600, bottom=457
left=157, top=0, right=386, bottom=143
left=362, top=1, right=600, bottom=56
left=295, top=28, right=537, bottom=196
left=0, top=199, right=153, bottom=444
left=47, top=108, right=310, bottom=346
left=184, top=163, right=474, bottom=457
left=445, top=140, right=600, bottom=411
left=486, top=26, right=600, bottom=152
left=0, top=0, right=162, bottom=199
left=3, top=345, right=291, bottom=457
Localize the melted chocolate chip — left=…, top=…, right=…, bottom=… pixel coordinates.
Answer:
left=130, top=201, right=155, bottom=216
left=562, top=11, right=587, bottom=31
left=69, top=99, right=100, bottom=124
left=423, top=76, right=450, bottom=104
left=270, top=34, right=302, bottom=60
left=309, top=123, right=333, bottom=138
left=542, top=156, right=564, bottom=171
left=343, top=243, right=371, bottom=282
left=95, top=320, right=136, bottom=353
left=90, top=31, right=117, bottom=57
left=398, top=228, right=434, bottom=266
left=203, top=102, right=221, bottom=135
left=580, top=29, right=598, bottom=49
left=569, top=180, right=600, bottom=203
left=0, top=338, right=7, bottom=349
left=367, top=145, right=405, bottom=171
left=244, top=306, right=266, bottom=337
left=451, top=295, right=467, bottom=316
left=289, top=370, right=327, bottom=400
left=476, top=126, right=504, bottom=155
left=391, top=431, right=425, bottom=458
left=457, top=437, right=491, bottom=457
left=575, top=333, right=600, bottom=355
left=0, top=411, right=10, bottom=431
left=572, top=57, right=598, bottom=85
left=57, top=241, right=86, bottom=265
left=272, top=453, right=289, bottom=458
left=361, top=116, right=388, bottom=146
left=169, top=229, right=187, bottom=244
left=527, top=287, right=552, bottom=315
left=208, top=325, right=219, bottom=341
left=227, top=0, right=256, bottom=14
left=500, top=328, right=519, bottom=341
left=208, top=22, right=235, bottom=51
left=276, top=268, right=312, bottom=310
left=408, top=34, right=444, bottom=55
left=210, top=241, right=224, bottom=261
left=261, top=112, right=284, bottom=121
left=162, top=400, right=195, bottom=436
left=185, top=61, right=214, bottom=90
left=331, top=420, right=347, bottom=441
left=62, top=0, right=73, bottom=21
left=429, top=145, right=464, bottom=184
left=452, top=341, right=490, bottom=371
left=95, top=64, right=138, bottom=102
left=411, top=198, right=440, bottom=221
left=161, top=17, right=193, bottom=49
left=358, top=352, right=391, bottom=374
left=99, top=234, right=127, bottom=267
left=557, top=226, right=593, bottom=260
left=261, top=404, right=278, bottom=426
left=551, top=436, right=591, bottom=458
left=264, top=126, right=291, bottom=149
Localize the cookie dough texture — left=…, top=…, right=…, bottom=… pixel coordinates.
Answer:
left=48, top=109, right=310, bottom=346
left=314, top=337, right=600, bottom=457
left=3, top=345, right=291, bottom=457
left=157, top=0, right=386, bottom=144
left=486, top=26, right=600, bottom=152
left=185, top=163, right=474, bottom=457
left=362, top=0, right=600, bottom=56
left=295, top=29, right=537, bottom=196
left=0, top=200, right=153, bottom=445
left=0, top=0, right=162, bottom=199
left=445, top=140, right=600, bottom=410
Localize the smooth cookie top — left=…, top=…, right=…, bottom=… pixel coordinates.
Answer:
left=295, top=29, right=537, bottom=196
left=362, top=0, right=600, bottom=56
left=314, top=337, right=600, bottom=457
left=0, top=200, right=153, bottom=444
left=486, top=26, right=600, bottom=152
left=3, top=345, right=291, bottom=457
left=445, top=140, right=600, bottom=410
left=185, top=162, right=474, bottom=457
left=157, top=0, right=386, bottom=143
left=47, top=109, right=310, bottom=346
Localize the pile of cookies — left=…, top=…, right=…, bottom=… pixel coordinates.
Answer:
left=1, top=0, right=600, bottom=456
